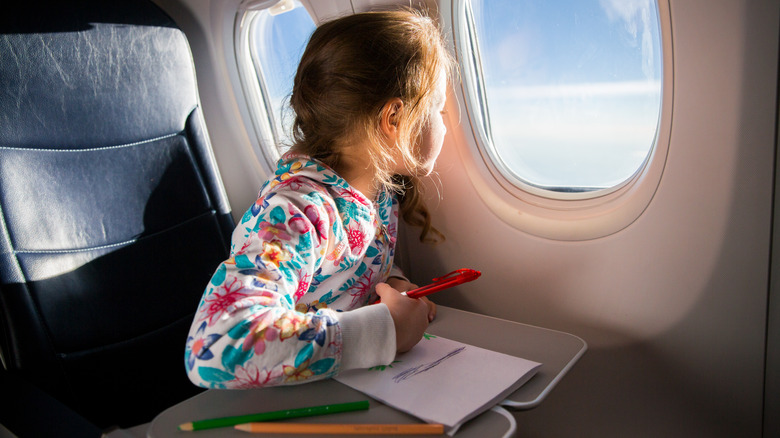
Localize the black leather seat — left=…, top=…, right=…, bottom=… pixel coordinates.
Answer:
left=0, top=0, right=234, bottom=432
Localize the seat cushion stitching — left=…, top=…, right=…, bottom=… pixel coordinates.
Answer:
left=0, top=132, right=181, bottom=153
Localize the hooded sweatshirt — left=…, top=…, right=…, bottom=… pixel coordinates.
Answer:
left=185, top=153, right=400, bottom=388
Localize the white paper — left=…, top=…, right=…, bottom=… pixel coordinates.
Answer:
left=335, top=335, right=541, bottom=434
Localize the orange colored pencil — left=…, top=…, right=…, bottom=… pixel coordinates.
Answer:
left=234, top=422, right=444, bottom=435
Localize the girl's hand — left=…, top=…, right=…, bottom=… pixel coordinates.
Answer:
left=375, top=283, right=429, bottom=353
left=386, top=277, right=437, bottom=322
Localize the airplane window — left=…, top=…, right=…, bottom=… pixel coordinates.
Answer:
left=460, top=0, right=663, bottom=197
left=245, top=1, right=315, bottom=160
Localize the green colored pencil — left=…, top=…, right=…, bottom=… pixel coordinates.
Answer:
left=177, top=400, right=370, bottom=431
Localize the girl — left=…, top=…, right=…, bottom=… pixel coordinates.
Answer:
left=185, top=9, right=454, bottom=389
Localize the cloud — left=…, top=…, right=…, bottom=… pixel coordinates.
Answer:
left=599, top=0, right=651, bottom=39
left=488, top=80, right=661, bottom=100
left=599, top=0, right=658, bottom=78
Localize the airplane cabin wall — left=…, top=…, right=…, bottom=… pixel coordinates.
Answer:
left=400, top=0, right=779, bottom=437
left=152, top=0, right=779, bottom=436
left=768, top=91, right=780, bottom=438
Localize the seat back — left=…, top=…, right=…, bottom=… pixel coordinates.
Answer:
left=0, top=0, right=234, bottom=428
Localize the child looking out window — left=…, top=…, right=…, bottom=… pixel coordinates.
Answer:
left=185, top=9, right=455, bottom=389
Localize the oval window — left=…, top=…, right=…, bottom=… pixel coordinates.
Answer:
left=239, top=0, right=316, bottom=164
left=462, top=0, right=663, bottom=197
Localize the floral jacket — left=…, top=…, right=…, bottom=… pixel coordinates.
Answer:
left=185, top=154, right=400, bottom=388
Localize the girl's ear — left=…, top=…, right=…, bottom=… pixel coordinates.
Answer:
left=380, top=98, right=404, bottom=140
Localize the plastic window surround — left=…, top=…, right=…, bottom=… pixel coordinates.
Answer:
left=446, top=0, right=673, bottom=241
left=235, top=0, right=307, bottom=174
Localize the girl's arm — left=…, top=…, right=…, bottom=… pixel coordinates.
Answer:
left=184, top=190, right=395, bottom=389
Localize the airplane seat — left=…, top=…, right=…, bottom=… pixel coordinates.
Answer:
left=0, top=0, right=234, bottom=433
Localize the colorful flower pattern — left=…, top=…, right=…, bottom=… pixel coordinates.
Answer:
left=185, top=154, right=400, bottom=388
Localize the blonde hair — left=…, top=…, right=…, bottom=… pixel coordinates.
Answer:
left=289, top=9, right=455, bottom=243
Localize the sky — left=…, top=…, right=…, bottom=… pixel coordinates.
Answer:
left=470, top=0, right=663, bottom=189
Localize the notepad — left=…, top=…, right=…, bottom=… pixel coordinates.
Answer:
left=335, top=335, right=541, bottom=435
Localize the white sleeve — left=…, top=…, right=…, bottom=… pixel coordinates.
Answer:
left=337, top=303, right=396, bottom=370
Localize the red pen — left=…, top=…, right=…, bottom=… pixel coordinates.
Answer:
left=401, top=268, right=481, bottom=299
left=374, top=269, right=481, bottom=304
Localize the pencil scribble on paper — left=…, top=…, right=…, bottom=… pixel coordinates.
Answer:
left=392, top=346, right=466, bottom=383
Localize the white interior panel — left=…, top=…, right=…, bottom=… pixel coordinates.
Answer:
left=402, top=0, right=778, bottom=436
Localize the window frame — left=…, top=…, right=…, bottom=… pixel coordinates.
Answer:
left=448, top=0, right=673, bottom=240
left=236, top=7, right=278, bottom=174
left=234, top=1, right=316, bottom=173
